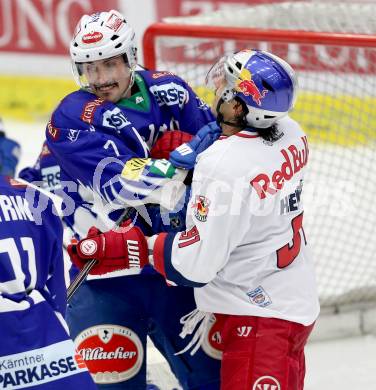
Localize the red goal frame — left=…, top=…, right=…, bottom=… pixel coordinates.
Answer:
left=143, top=23, right=376, bottom=70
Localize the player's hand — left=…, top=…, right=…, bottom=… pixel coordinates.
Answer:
left=169, top=121, right=221, bottom=169
left=67, top=220, right=148, bottom=275
left=150, top=130, right=193, bottom=160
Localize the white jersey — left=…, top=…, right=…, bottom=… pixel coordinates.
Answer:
left=152, top=116, right=319, bottom=326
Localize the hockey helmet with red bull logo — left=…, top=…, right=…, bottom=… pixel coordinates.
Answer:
left=206, top=49, right=297, bottom=129
left=70, top=10, right=137, bottom=89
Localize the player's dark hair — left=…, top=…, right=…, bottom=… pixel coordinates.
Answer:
left=238, top=98, right=282, bottom=142
left=216, top=97, right=284, bottom=142
left=257, top=124, right=282, bottom=142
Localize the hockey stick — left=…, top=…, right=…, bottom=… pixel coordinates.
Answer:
left=67, top=206, right=138, bottom=302
left=67, top=258, right=97, bottom=301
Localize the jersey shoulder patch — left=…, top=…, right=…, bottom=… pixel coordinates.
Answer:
left=150, top=71, right=176, bottom=79
left=5, top=177, right=29, bottom=190
left=53, top=90, right=108, bottom=130
left=138, top=70, right=186, bottom=88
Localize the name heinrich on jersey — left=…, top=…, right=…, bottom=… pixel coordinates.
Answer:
left=0, top=195, right=34, bottom=222
left=250, top=136, right=309, bottom=199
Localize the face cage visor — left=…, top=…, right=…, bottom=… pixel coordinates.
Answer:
left=206, top=55, right=247, bottom=128
left=71, top=54, right=135, bottom=92
left=205, top=55, right=237, bottom=103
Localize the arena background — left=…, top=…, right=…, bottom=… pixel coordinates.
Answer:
left=1, top=1, right=375, bottom=389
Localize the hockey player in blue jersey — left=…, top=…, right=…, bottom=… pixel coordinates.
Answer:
left=19, top=142, right=61, bottom=192
left=45, top=9, right=221, bottom=390
left=19, top=141, right=101, bottom=241
left=0, top=118, right=21, bottom=177
left=0, top=175, right=96, bottom=389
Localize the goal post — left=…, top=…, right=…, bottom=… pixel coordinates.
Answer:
left=143, top=24, right=376, bottom=70
left=142, top=6, right=376, bottom=340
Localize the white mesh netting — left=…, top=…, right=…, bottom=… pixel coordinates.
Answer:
left=163, top=1, right=376, bottom=34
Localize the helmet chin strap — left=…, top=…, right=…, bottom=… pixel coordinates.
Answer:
left=215, top=98, right=248, bottom=129
left=121, top=67, right=136, bottom=99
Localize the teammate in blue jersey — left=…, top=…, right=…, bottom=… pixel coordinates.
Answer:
left=0, top=175, right=96, bottom=389
left=19, top=142, right=61, bottom=192
left=0, top=117, right=21, bottom=177
left=45, top=9, right=221, bottom=390
left=19, top=141, right=100, bottom=240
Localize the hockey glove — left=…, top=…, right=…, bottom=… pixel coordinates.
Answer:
left=67, top=220, right=148, bottom=275
left=150, top=130, right=194, bottom=160
left=169, top=121, right=221, bottom=169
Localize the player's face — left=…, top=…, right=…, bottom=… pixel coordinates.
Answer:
left=82, top=56, right=132, bottom=102
left=211, top=84, right=242, bottom=136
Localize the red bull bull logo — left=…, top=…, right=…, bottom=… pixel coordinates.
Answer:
left=235, top=69, right=268, bottom=106
left=192, top=195, right=210, bottom=222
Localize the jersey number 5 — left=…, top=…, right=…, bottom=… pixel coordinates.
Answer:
left=277, top=213, right=306, bottom=268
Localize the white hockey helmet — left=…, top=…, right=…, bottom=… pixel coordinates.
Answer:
left=70, top=10, right=137, bottom=89
left=206, top=49, right=297, bottom=129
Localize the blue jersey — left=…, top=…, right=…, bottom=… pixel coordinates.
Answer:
left=0, top=176, right=97, bottom=389
left=0, top=134, right=21, bottom=177
left=0, top=119, right=21, bottom=177
left=19, top=142, right=99, bottom=239
left=45, top=70, right=214, bottom=231
left=0, top=175, right=65, bottom=315
left=19, top=142, right=61, bottom=191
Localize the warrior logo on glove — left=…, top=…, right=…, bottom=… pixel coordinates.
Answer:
left=126, top=240, right=144, bottom=268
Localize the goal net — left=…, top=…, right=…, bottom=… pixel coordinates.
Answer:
left=143, top=1, right=376, bottom=323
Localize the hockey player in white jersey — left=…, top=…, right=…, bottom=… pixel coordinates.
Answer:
left=69, top=49, right=320, bottom=390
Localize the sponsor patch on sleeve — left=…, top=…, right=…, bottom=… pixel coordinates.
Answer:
left=147, top=159, right=176, bottom=178
left=8, top=178, right=28, bottom=188
left=41, top=165, right=61, bottom=191
left=47, top=121, right=60, bottom=140
left=192, top=195, right=210, bottom=222
left=121, top=158, right=150, bottom=181
left=40, top=144, right=51, bottom=157
left=121, top=158, right=177, bottom=182
left=151, top=71, right=175, bottom=79
left=81, top=98, right=104, bottom=124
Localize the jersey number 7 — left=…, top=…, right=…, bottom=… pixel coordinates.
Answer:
left=277, top=213, right=306, bottom=268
